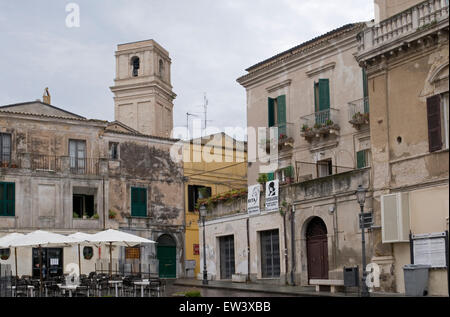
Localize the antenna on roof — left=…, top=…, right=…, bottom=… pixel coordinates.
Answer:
left=203, top=93, right=208, bottom=131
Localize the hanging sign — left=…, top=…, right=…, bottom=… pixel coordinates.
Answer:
left=265, top=179, right=279, bottom=212
left=247, top=184, right=261, bottom=214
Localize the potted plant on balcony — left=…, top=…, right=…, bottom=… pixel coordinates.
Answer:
left=301, top=124, right=315, bottom=140
left=350, top=112, right=369, bottom=128
left=108, top=210, right=117, bottom=219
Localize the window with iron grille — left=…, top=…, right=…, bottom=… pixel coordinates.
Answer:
left=260, top=229, right=280, bottom=278
left=0, top=133, right=11, bottom=165
left=219, top=235, right=235, bottom=280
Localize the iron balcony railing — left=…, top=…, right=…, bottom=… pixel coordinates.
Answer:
left=69, top=157, right=99, bottom=175
left=30, top=154, right=62, bottom=172
left=348, top=97, right=370, bottom=124
left=9, top=153, right=101, bottom=175
left=301, top=108, right=340, bottom=129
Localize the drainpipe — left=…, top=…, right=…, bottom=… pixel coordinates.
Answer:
left=290, top=204, right=296, bottom=286
left=283, top=212, right=288, bottom=285
left=102, top=177, right=106, bottom=230
left=247, top=217, right=250, bottom=282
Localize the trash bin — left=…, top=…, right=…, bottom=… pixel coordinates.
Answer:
left=343, top=266, right=359, bottom=287
left=403, top=264, right=431, bottom=296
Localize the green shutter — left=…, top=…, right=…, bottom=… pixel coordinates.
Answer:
left=357, top=150, right=367, bottom=169
left=267, top=173, right=274, bottom=181
left=131, top=187, right=147, bottom=217
left=318, top=79, right=330, bottom=111
left=284, top=166, right=294, bottom=178
left=268, top=98, right=275, bottom=127
left=277, top=95, right=287, bottom=137
left=0, top=182, right=14, bottom=217
left=362, top=69, right=369, bottom=114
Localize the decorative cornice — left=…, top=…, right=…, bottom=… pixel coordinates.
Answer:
left=266, top=79, right=292, bottom=93
left=305, top=62, right=336, bottom=78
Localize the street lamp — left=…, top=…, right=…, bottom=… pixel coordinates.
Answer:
left=356, top=184, right=370, bottom=297
left=199, top=205, right=208, bottom=285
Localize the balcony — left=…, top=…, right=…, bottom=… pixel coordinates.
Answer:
left=3, top=153, right=104, bottom=176
left=300, top=108, right=340, bottom=141
left=358, top=0, right=449, bottom=56
left=260, top=122, right=295, bottom=153
left=294, top=160, right=354, bottom=183
left=348, top=97, right=370, bottom=129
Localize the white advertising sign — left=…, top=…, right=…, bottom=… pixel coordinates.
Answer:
left=247, top=184, right=261, bottom=214
left=265, top=179, right=279, bottom=212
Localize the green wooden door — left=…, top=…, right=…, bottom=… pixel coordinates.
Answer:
left=157, top=245, right=176, bottom=278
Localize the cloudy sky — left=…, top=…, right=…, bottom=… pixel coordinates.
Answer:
left=0, top=0, right=374, bottom=139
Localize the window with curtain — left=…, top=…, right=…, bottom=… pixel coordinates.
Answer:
left=0, top=133, right=11, bottom=164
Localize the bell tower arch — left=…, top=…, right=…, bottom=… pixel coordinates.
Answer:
left=110, top=39, right=176, bottom=138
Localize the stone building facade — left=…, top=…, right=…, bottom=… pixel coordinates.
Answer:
left=199, top=23, right=377, bottom=286
left=0, top=39, right=185, bottom=279
left=356, top=0, right=449, bottom=295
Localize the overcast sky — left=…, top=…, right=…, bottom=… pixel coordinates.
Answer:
left=0, top=0, right=374, bottom=139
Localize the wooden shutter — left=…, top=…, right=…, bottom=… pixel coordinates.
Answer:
left=131, top=187, right=147, bottom=217
left=187, top=185, right=195, bottom=211
left=267, top=172, right=274, bottom=181
left=427, top=95, right=442, bottom=153
left=268, top=98, right=275, bottom=127
left=357, top=150, right=367, bottom=169
left=277, top=95, right=287, bottom=137
left=318, top=79, right=330, bottom=111
left=0, top=182, right=14, bottom=217
left=362, top=69, right=369, bottom=113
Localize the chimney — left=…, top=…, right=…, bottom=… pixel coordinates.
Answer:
left=43, top=87, right=51, bottom=104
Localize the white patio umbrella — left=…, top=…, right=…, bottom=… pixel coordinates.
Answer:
left=87, top=229, right=155, bottom=275
left=8, top=230, right=82, bottom=295
left=67, top=232, right=94, bottom=276
left=0, top=232, right=25, bottom=278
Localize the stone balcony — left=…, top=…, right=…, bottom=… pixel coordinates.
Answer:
left=357, top=0, right=449, bottom=60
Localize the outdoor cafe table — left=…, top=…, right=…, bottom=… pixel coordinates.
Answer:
left=133, top=280, right=151, bottom=297
left=108, top=280, right=123, bottom=297
left=58, top=284, right=78, bottom=297
left=11, top=285, right=34, bottom=297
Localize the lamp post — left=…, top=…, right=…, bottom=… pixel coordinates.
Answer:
left=356, top=185, right=370, bottom=297
left=199, top=205, right=208, bottom=285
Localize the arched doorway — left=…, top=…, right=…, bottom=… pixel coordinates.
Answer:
left=306, top=217, right=329, bottom=280
left=157, top=234, right=176, bottom=278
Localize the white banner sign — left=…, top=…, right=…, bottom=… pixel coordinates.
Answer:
left=247, top=184, right=261, bottom=214
left=265, top=179, right=279, bottom=212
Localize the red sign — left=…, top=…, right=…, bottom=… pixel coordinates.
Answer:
left=193, top=244, right=199, bottom=255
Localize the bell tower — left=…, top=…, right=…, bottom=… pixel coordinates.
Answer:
left=110, top=39, right=176, bottom=138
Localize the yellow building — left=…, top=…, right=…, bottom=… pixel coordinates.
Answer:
left=183, top=132, right=247, bottom=277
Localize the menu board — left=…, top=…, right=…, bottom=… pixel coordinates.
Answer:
left=412, top=233, right=447, bottom=268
